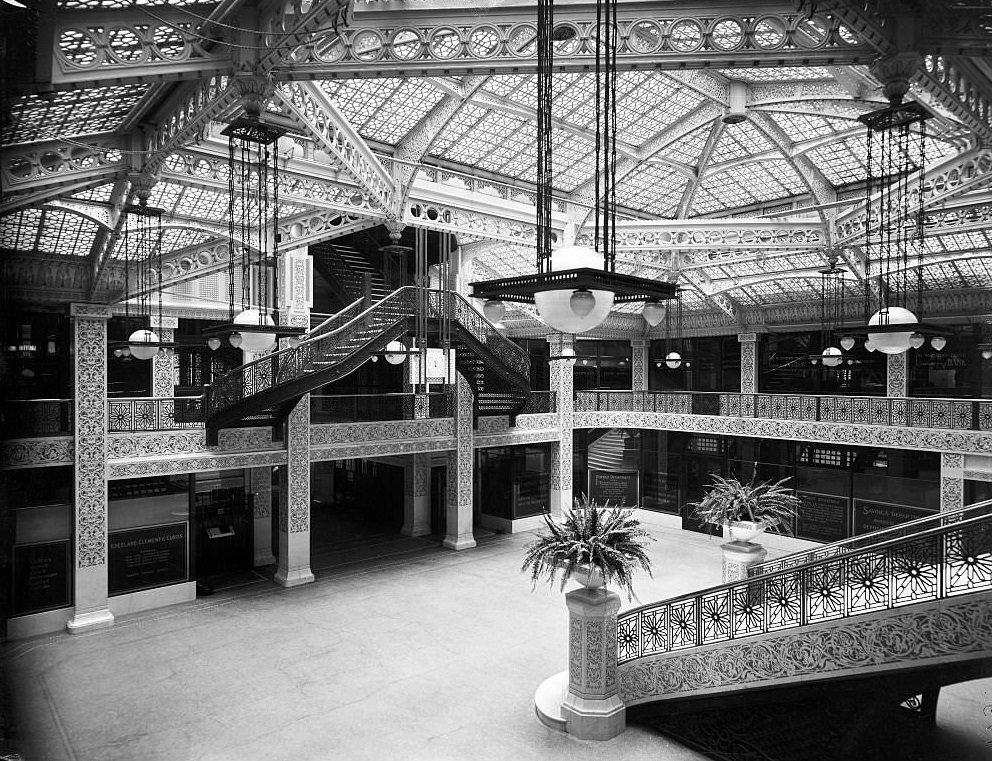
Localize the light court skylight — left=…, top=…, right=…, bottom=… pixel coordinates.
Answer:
left=316, top=79, right=445, bottom=145
left=616, top=165, right=689, bottom=218
left=718, top=67, right=833, bottom=83
left=4, top=86, right=150, bottom=144
left=1, top=208, right=98, bottom=257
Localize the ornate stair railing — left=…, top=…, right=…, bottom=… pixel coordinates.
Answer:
left=617, top=510, right=992, bottom=678
left=205, top=288, right=416, bottom=443
left=205, top=288, right=531, bottom=442
left=750, top=499, right=992, bottom=577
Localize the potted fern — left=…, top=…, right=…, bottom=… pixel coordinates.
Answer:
left=521, top=495, right=654, bottom=600
left=687, top=474, right=801, bottom=544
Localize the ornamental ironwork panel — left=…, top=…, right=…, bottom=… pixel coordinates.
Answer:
left=617, top=511, right=992, bottom=665
left=107, top=396, right=203, bottom=432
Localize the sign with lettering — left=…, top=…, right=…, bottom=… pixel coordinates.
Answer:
left=13, top=541, right=71, bottom=615
left=853, top=500, right=932, bottom=535
left=109, top=523, right=188, bottom=595
left=796, top=492, right=849, bottom=543
left=588, top=469, right=639, bottom=508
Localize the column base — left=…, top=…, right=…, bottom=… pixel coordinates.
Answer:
left=442, top=535, right=477, bottom=551
left=66, top=608, right=115, bottom=634
left=534, top=671, right=626, bottom=740
left=401, top=524, right=432, bottom=538
left=274, top=568, right=315, bottom=587
left=254, top=550, right=276, bottom=567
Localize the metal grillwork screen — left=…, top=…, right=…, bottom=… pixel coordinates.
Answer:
left=573, top=391, right=992, bottom=431
left=617, top=510, right=992, bottom=664
left=107, top=396, right=204, bottom=432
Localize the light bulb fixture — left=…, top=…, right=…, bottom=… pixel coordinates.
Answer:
left=371, top=354, right=379, bottom=362
left=207, top=337, right=222, bottom=351
left=840, top=336, right=856, bottom=351
left=384, top=340, right=408, bottom=365
left=482, top=299, right=505, bottom=324
left=121, top=346, right=131, bottom=358
left=982, top=350, right=992, bottom=361
left=930, top=336, right=946, bottom=351
left=810, top=357, right=819, bottom=366
left=642, top=300, right=666, bottom=327
left=665, top=351, right=682, bottom=369
left=113, top=348, right=123, bottom=358
left=569, top=288, right=596, bottom=318
left=821, top=346, right=843, bottom=367
left=229, top=333, right=243, bottom=349
left=909, top=332, right=925, bottom=349
left=288, top=336, right=302, bottom=349
left=865, top=339, right=876, bottom=352
left=128, top=328, right=160, bottom=361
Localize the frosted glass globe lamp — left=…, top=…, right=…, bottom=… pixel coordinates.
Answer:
left=665, top=351, right=682, bottom=369
left=128, top=329, right=159, bottom=361
left=867, top=307, right=917, bottom=355
left=821, top=346, right=843, bottom=367
left=534, top=246, right=614, bottom=334
left=233, top=309, right=276, bottom=353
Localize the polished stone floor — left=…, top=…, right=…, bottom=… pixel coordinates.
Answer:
left=3, top=515, right=990, bottom=761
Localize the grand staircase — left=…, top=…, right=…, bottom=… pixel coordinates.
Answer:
left=311, top=241, right=391, bottom=306
left=204, top=287, right=531, bottom=444
left=617, top=501, right=992, bottom=758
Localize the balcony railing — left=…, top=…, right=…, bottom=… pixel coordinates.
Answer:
left=1, top=399, right=73, bottom=438
left=519, top=390, right=557, bottom=415
left=574, top=391, right=992, bottom=431
left=617, top=508, right=992, bottom=664
left=310, top=392, right=452, bottom=424
left=107, top=396, right=205, bottom=432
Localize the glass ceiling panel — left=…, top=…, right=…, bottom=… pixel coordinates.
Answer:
left=4, top=86, right=149, bottom=144
left=616, top=165, right=688, bottom=218
left=805, top=139, right=866, bottom=186
left=71, top=185, right=117, bottom=204
left=16, top=208, right=98, bottom=257
left=113, top=228, right=215, bottom=260
left=663, top=125, right=715, bottom=167
left=1, top=208, right=44, bottom=254
left=717, top=67, right=833, bottom=82
left=710, top=121, right=776, bottom=164
left=317, top=78, right=445, bottom=144
left=772, top=112, right=852, bottom=143
left=693, top=161, right=806, bottom=215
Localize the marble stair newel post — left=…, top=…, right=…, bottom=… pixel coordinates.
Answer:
left=561, top=586, right=625, bottom=739
left=549, top=333, right=575, bottom=519
left=402, top=452, right=431, bottom=537
left=275, top=248, right=315, bottom=586
left=721, top=540, right=767, bottom=583
left=444, top=374, right=476, bottom=550
left=67, top=304, right=115, bottom=633
left=251, top=466, right=276, bottom=566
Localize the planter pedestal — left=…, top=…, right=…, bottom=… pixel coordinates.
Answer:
left=722, top=540, right=767, bottom=583
left=534, top=585, right=625, bottom=740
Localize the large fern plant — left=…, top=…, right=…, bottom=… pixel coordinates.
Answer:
left=687, top=474, right=801, bottom=535
left=521, top=495, right=653, bottom=600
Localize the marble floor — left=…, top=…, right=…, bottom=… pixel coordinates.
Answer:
left=2, top=515, right=990, bottom=761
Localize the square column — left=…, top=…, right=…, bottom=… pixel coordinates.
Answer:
left=250, top=466, right=276, bottom=566
left=444, top=374, right=476, bottom=550
left=631, top=338, right=648, bottom=391
left=67, top=304, right=114, bottom=633
left=275, top=395, right=314, bottom=586
left=403, top=453, right=431, bottom=536
left=886, top=352, right=908, bottom=397
left=150, top=318, right=178, bottom=398
left=275, top=247, right=314, bottom=586
left=738, top=332, right=759, bottom=394
left=940, top=453, right=964, bottom=513
left=549, top=334, right=575, bottom=518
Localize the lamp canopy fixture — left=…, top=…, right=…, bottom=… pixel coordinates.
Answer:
left=469, top=0, right=676, bottom=333
left=201, top=111, right=305, bottom=352
left=856, top=86, right=943, bottom=354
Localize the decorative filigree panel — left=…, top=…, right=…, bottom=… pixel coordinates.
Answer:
left=1, top=437, right=74, bottom=469
left=251, top=466, right=272, bottom=520
left=286, top=396, right=310, bottom=534
left=738, top=333, right=758, bottom=394
left=72, top=305, right=110, bottom=567
left=108, top=450, right=286, bottom=479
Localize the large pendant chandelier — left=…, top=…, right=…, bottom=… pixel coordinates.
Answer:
left=857, top=94, right=942, bottom=355
left=470, top=0, right=675, bottom=332
left=202, top=108, right=305, bottom=353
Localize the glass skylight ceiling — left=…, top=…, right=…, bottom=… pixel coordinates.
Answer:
left=4, top=86, right=149, bottom=144
left=0, top=208, right=97, bottom=257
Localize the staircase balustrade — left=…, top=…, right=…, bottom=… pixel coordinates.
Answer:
left=617, top=510, right=992, bottom=663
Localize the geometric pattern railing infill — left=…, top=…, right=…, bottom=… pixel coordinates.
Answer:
left=617, top=512, right=992, bottom=664
left=750, top=500, right=992, bottom=577
left=107, top=396, right=204, bottom=432
left=575, top=391, right=991, bottom=431
left=1, top=398, right=74, bottom=437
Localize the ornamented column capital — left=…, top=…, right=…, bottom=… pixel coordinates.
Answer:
left=70, top=303, right=111, bottom=319
left=870, top=53, right=923, bottom=104
left=234, top=71, right=276, bottom=117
